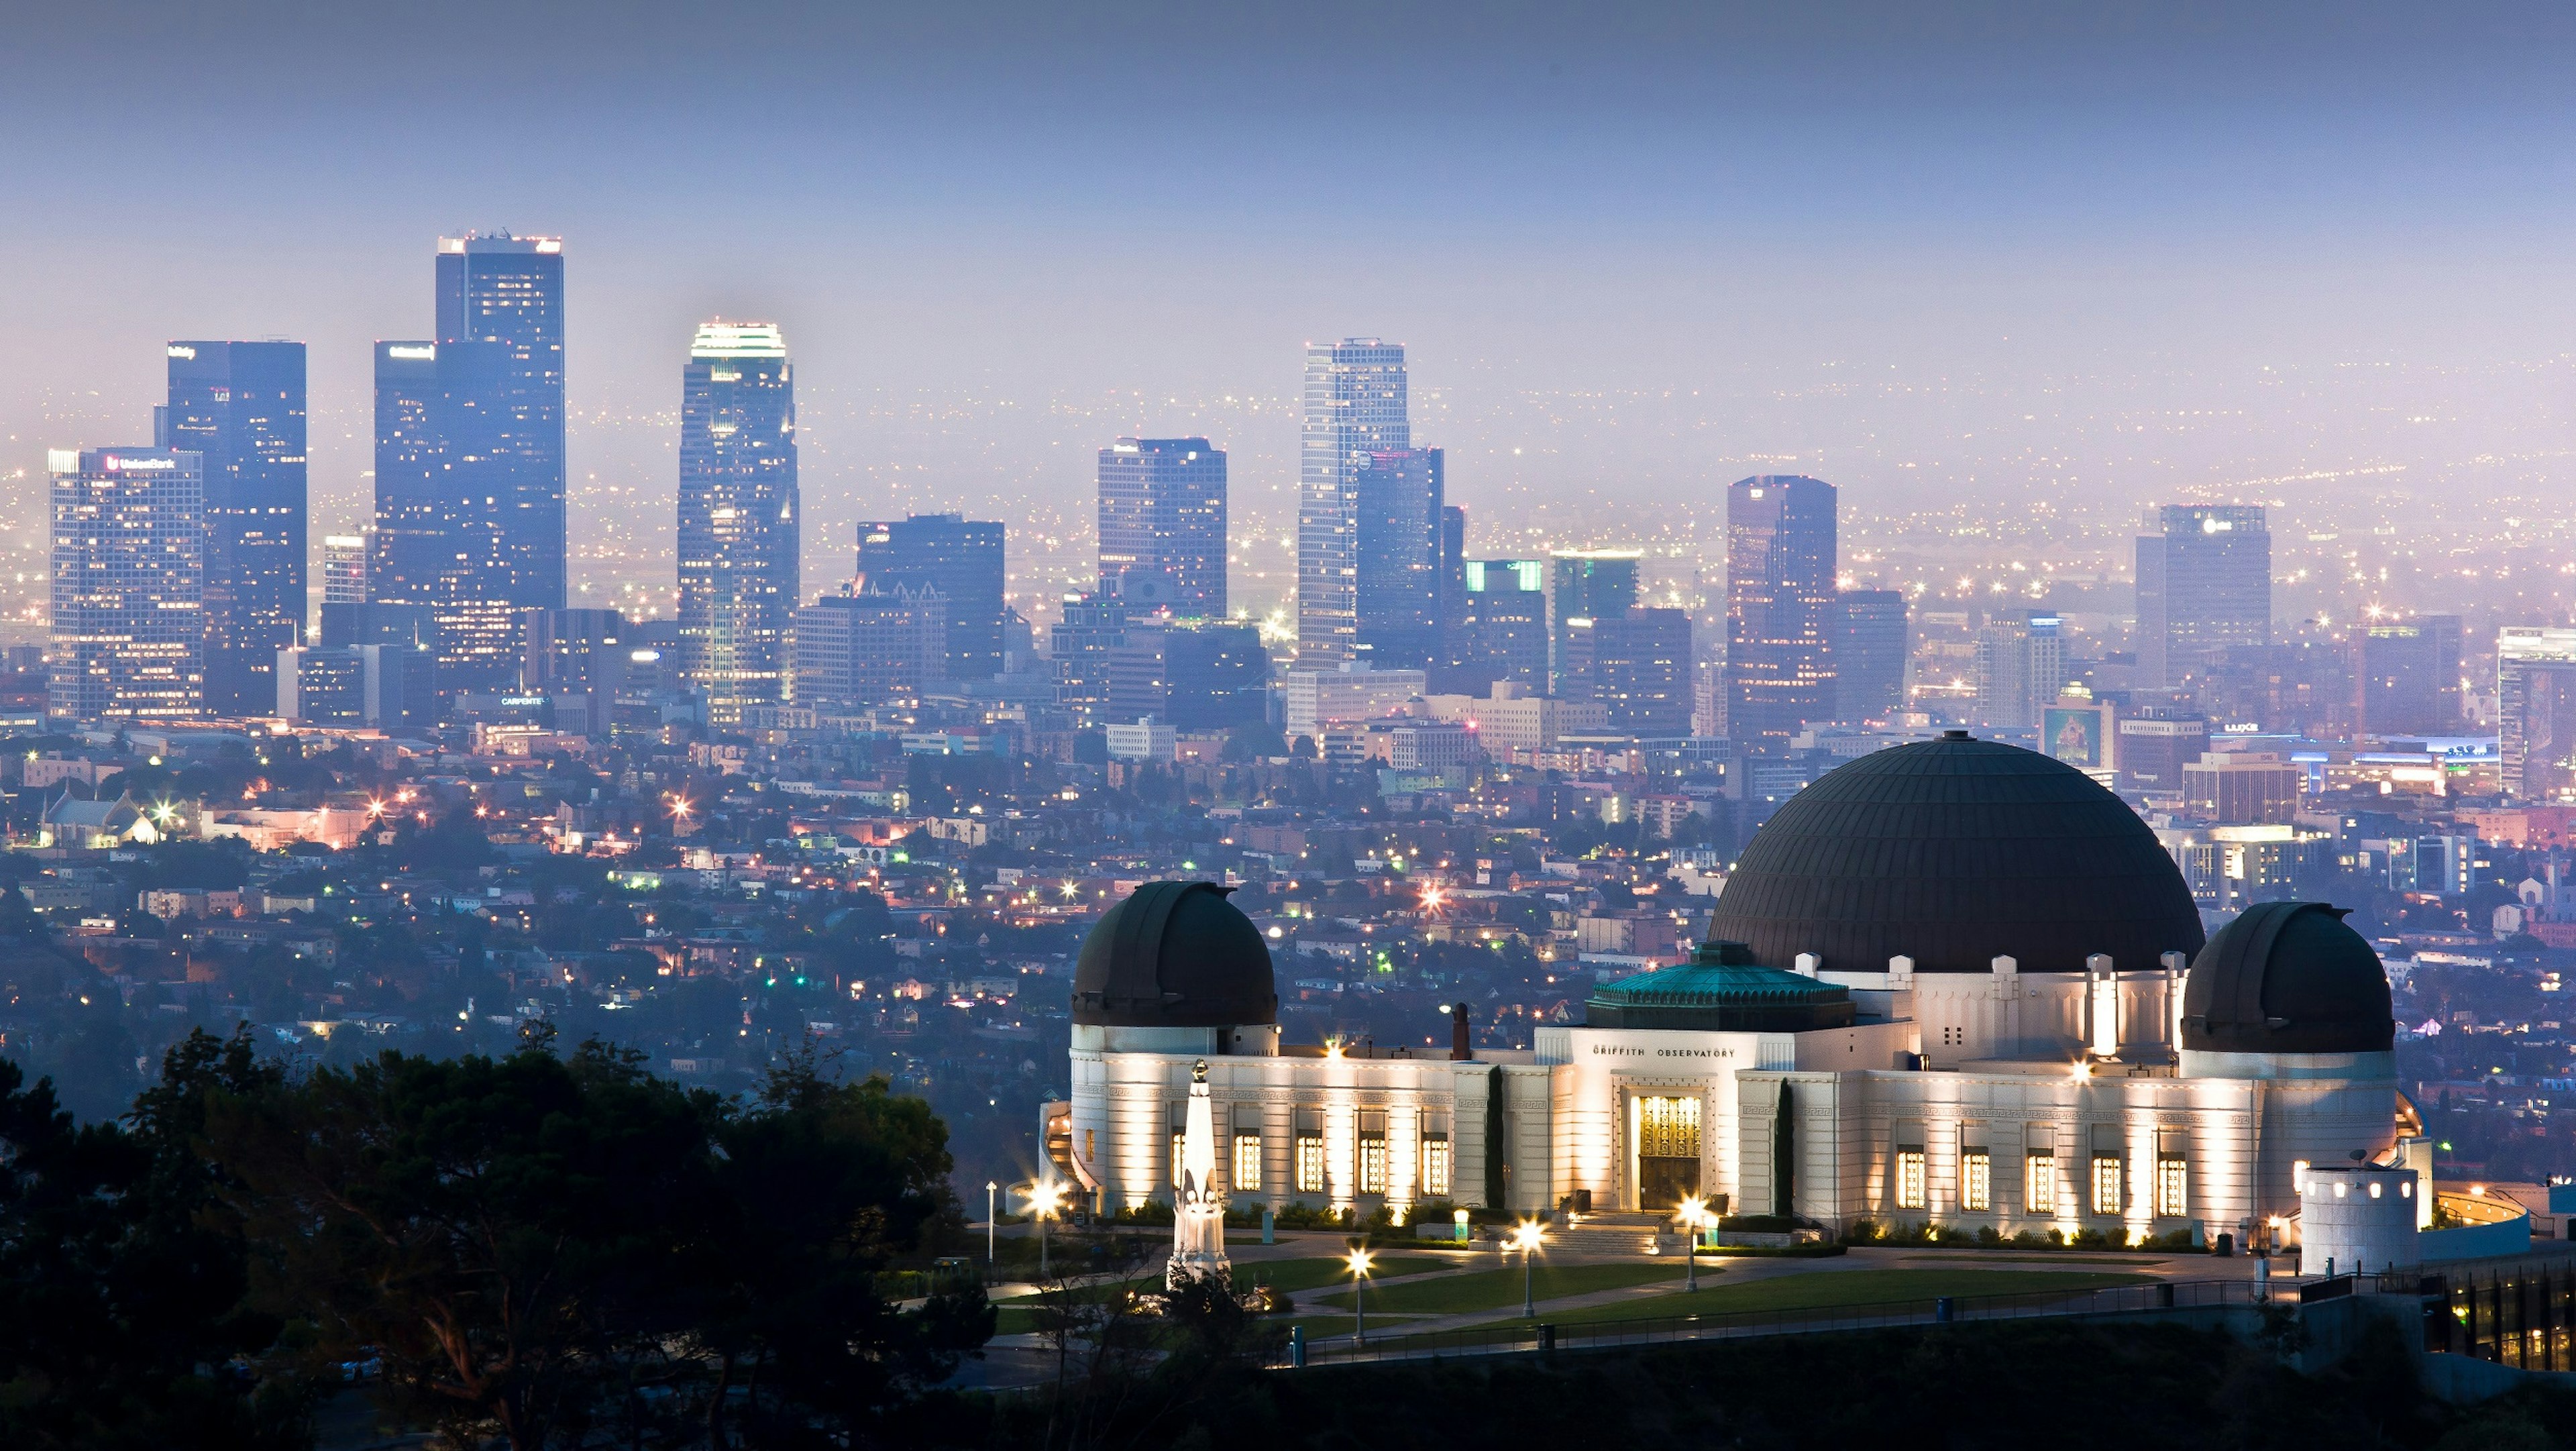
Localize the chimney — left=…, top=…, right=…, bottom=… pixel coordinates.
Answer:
left=1450, top=1002, right=1473, bottom=1060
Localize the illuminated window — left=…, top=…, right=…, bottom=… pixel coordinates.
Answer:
left=1962, top=1149, right=1992, bottom=1212
left=2292, top=1159, right=2311, bottom=1194
left=2026, top=1153, right=2056, bottom=1214
left=1233, top=1133, right=1263, bottom=1193
left=1358, top=1109, right=1389, bottom=1195
left=1083, top=1129, right=1095, bottom=1163
left=2156, top=1155, right=2188, bottom=1218
left=1421, top=1135, right=1452, bottom=1197
left=1895, top=1150, right=1927, bottom=1210
left=2091, top=1154, right=2124, bottom=1216
left=1295, top=1133, right=1326, bottom=1193
left=1171, top=1131, right=1186, bottom=1188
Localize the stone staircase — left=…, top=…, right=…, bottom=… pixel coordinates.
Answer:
left=1540, top=1211, right=1684, bottom=1258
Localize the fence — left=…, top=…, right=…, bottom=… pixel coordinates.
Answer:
left=1276, top=1276, right=2261, bottom=1370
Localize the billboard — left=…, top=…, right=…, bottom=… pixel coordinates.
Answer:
left=2045, top=704, right=2111, bottom=769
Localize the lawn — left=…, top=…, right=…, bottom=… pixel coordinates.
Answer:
left=1464, top=1267, right=2155, bottom=1330
left=1232, top=1254, right=1451, bottom=1295
left=1313, top=1260, right=1690, bottom=1315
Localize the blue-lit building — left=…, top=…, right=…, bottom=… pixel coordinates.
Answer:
left=855, top=515, right=1006, bottom=681
left=162, top=341, right=305, bottom=716
left=678, top=322, right=798, bottom=724
left=372, top=233, right=566, bottom=695
left=1298, top=339, right=1409, bottom=665
left=1352, top=447, right=1444, bottom=669
left=1097, top=437, right=1227, bottom=616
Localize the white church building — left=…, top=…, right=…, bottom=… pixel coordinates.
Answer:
left=1056, top=733, right=2416, bottom=1252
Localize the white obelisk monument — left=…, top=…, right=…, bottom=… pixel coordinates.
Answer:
left=1168, top=1058, right=1230, bottom=1288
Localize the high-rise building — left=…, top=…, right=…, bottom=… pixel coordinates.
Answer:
left=1050, top=592, right=1128, bottom=728
left=1974, top=610, right=2066, bottom=729
left=2499, top=627, right=2576, bottom=802
left=1446, top=559, right=1549, bottom=693
left=677, top=322, right=798, bottom=724
left=2359, top=615, right=2463, bottom=738
left=1566, top=607, right=1693, bottom=735
left=1106, top=621, right=1271, bottom=730
left=1725, top=476, right=1837, bottom=757
left=1547, top=551, right=1640, bottom=695
left=48, top=447, right=205, bottom=722
left=315, top=602, right=438, bottom=730
left=1097, top=437, right=1226, bottom=615
left=791, top=588, right=948, bottom=711
left=1834, top=590, right=1908, bottom=721
left=2135, top=504, right=2269, bottom=687
left=1352, top=447, right=1444, bottom=668
left=2116, top=714, right=2210, bottom=795
left=1297, top=339, right=1408, bottom=664
left=855, top=515, right=1006, bottom=680
left=1438, top=504, right=1466, bottom=651
left=164, top=341, right=305, bottom=716
left=322, top=535, right=370, bottom=605
left=521, top=606, right=629, bottom=737
left=371, top=233, right=566, bottom=694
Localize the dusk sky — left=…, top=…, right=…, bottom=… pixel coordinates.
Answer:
left=9, top=1, right=2576, bottom=609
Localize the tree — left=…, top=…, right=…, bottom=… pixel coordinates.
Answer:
left=0, top=1027, right=302, bottom=1451
left=691, top=1051, right=991, bottom=1448
left=205, top=1038, right=728, bottom=1451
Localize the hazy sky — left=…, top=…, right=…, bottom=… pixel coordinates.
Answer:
left=6, top=2, right=2575, bottom=614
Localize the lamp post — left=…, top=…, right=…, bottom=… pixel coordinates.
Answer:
left=1020, top=1177, right=1067, bottom=1279
left=1345, top=1246, right=1375, bottom=1347
left=986, top=1181, right=998, bottom=1266
left=1510, top=1218, right=1547, bottom=1319
left=1675, top=1195, right=1709, bottom=1293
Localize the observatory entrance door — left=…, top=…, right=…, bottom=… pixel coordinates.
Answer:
left=1635, top=1095, right=1703, bottom=1210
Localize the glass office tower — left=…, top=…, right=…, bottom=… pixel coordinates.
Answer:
left=164, top=341, right=305, bottom=716
left=2135, top=504, right=2269, bottom=688
left=1097, top=437, right=1227, bottom=615
left=1298, top=339, right=1408, bottom=664
left=1725, top=474, right=1838, bottom=758
left=1352, top=447, right=1444, bottom=668
left=370, top=231, right=567, bottom=695
left=369, top=235, right=564, bottom=694
left=854, top=515, right=1007, bottom=680
left=678, top=322, right=798, bottom=724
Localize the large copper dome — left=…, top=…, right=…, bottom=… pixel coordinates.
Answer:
left=1703, top=732, right=2206, bottom=974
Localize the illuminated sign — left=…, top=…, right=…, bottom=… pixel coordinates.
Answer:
left=386, top=344, right=436, bottom=361
left=103, top=455, right=176, bottom=472
left=166, top=344, right=196, bottom=360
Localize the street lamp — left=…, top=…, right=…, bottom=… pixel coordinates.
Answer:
left=1019, top=1177, right=1069, bottom=1279
left=1509, top=1218, right=1548, bottom=1319
left=987, top=1181, right=998, bottom=1266
left=1345, top=1246, right=1375, bottom=1346
left=1674, top=1195, right=1710, bottom=1293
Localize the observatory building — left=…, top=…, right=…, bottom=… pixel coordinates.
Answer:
left=1055, top=732, right=2415, bottom=1250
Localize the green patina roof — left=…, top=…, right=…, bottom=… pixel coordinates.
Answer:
left=1587, top=940, right=1852, bottom=1010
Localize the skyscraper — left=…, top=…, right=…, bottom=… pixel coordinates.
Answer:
left=164, top=341, right=305, bottom=716
left=855, top=515, right=1006, bottom=680
left=792, top=588, right=948, bottom=710
left=48, top=447, right=205, bottom=722
left=1352, top=447, right=1444, bottom=667
left=372, top=233, right=566, bottom=695
left=1725, top=475, right=1837, bottom=757
left=1974, top=610, right=2066, bottom=729
left=1447, top=558, right=1549, bottom=693
left=1569, top=607, right=1693, bottom=735
left=678, top=321, right=798, bottom=724
left=1297, top=339, right=1408, bottom=663
left=1834, top=590, right=1908, bottom=721
left=2135, top=504, right=2269, bottom=688
left=1097, top=437, right=1226, bottom=615
left=1547, top=551, right=1641, bottom=695
left=2359, top=615, right=2463, bottom=737
left=2499, top=627, right=2576, bottom=802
